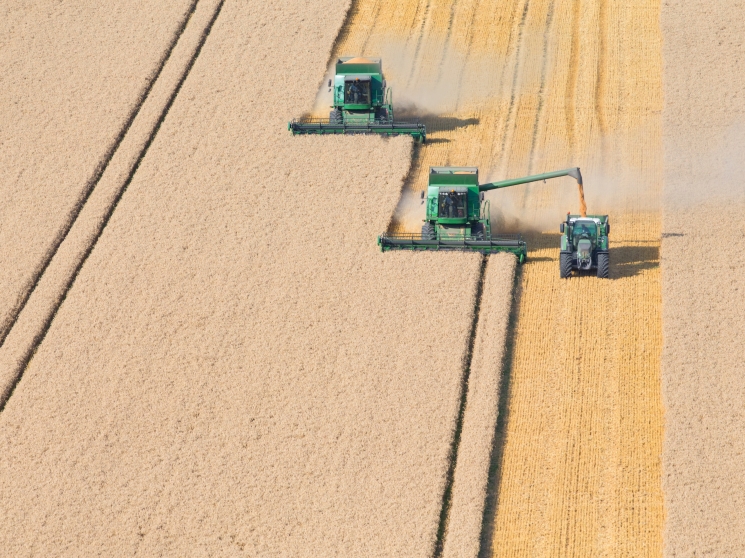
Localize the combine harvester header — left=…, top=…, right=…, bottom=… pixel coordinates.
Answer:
left=378, top=166, right=585, bottom=262
left=288, top=57, right=426, bottom=142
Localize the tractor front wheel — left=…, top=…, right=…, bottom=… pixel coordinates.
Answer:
left=560, top=251, right=573, bottom=278
left=597, top=252, right=610, bottom=279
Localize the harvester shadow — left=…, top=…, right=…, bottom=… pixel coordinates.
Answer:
left=611, top=244, right=659, bottom=279
left=477, top=263, right=523, bottom=558
left=429, top=116, right=480, bottom=133
left=396, top=113, right=480, bottom=134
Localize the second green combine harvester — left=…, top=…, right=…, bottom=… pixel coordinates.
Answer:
left=288, top=57, right=426, bottom=142
left=378, top=166, right=584, bottom=263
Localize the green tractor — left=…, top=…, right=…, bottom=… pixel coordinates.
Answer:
left=559, top=213, right=610, bottom=278
left=378, top=166, right=584, bottom=262
left=288, top=57, right=426, bottom=142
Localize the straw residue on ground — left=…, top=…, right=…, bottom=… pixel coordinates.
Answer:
left=661, top=1, right=745, bottom=555
left=334, top=0, right=665, bottom=555
left=0, top=0, right=194, bottom=342
left=0, top=0, right=486, bottom=555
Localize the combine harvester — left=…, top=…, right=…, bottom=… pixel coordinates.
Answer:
left=288, top=57, right=426, bottom=142
left=378, top=166, right=585, bottom=262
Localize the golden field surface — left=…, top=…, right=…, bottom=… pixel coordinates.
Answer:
left=334, top=0, right=665, bottom=555
left=661, top=1, right=745, bottom=555
left=0, top=0, right=515, bottom=555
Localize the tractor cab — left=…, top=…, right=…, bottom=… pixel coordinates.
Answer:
left=570, top=219, right=597, bottom=247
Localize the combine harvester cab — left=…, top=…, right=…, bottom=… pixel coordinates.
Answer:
left=559, top=213, right=610, bottom=278
left=378, top=166, right=585, bottom=262
left=288, top=57, right=426, bottom=142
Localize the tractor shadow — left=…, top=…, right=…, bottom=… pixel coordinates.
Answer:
left=611, top=244, right=659, bottom=279
left=516, top=232, right=659, bottom=279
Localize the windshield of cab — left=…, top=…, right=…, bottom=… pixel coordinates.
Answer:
left=572, top=221, right=596, bottom=237
left=344, top=80, right=371, bottom=104
left=438, top=191, right=467, bottom=218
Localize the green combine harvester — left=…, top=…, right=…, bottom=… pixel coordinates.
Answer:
left=288, top=57, right=426, bottom=142
left=378, top=166, right=584, bottom=262
left=559, top=213, right=610, bottom=278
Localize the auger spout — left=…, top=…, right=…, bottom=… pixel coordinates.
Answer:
left=477, top=167, right=583, bottom=192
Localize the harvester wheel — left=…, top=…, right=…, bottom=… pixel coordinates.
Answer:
left=597, top=252, right=610, bottom=279
left=329, top=109, right=342, bottom=124
left=375, top=108, right=390, bottom=122
left=471, top=223, right=485, bottom=240
left=560, top=251, right=573, bottom=278
left=421, top=223, right=436, bottom=240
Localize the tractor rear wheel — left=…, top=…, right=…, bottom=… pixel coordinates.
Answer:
left=597, top=252, right=610, bottom=278
left=421, top=223, right=436, bottom=240
left=560, top=251, right=573, bottom=278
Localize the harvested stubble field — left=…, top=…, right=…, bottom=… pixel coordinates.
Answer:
left=335, top=0, right=665, bottom=555
left=661, top=1, right=745, bottom=555
left=0, top=0, right=194, bottom=343
left=0, top=0, right=521, bottom=555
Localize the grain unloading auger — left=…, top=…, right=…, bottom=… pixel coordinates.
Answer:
left=378, top=166, right=584, bottom=262
left=288, top=57, right=426, bottom=142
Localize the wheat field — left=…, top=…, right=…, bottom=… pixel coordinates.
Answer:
left=4, top=0, right=745, bottom=555
left=0, top=0, right=511, bottom=555
left=0, top=0, right=225, bottom=405
left=334, top=0, right=665, bottom=555
left=0, top=0, right=194, bottom=343
left=661, top=1, right=745, bottom=555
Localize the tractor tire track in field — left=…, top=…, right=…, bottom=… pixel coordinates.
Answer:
left=476, top=265, right=522, bottom=558
left=0, top=0, right=199, bottom=348
left=564, top=0, right=581, bottom=154
left=0, top=0, right=226, bottom=410
left=494, top=0, right=530, bottom=178
left=527, top=0, right=555, bottom=174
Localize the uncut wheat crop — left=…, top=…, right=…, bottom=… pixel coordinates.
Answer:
left=0, top=0, right=488, bottom=556
left=0, top=0, right=194, bottom=341
left=661, top=0, right=745, bottom=555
